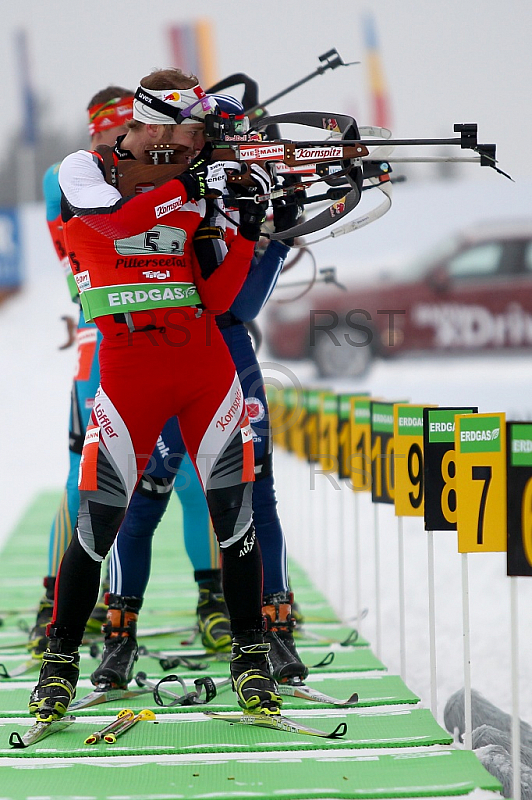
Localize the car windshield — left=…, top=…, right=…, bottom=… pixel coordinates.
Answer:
left=400, top=235, right=461, bottom=280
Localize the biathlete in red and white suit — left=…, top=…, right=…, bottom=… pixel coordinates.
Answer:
left=29, top=68, right=283, bottom=721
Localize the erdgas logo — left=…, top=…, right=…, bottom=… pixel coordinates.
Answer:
left=460, top=427, right=500, bottom=442
left=107, top=285, right=198, bottom=307
left=115, top=226, right=186, bottom=256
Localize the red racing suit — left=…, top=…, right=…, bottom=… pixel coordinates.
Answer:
left=54, top=144, right=263, bottom=642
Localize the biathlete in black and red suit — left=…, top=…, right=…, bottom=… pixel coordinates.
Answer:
left=29, top=67, right=282, bottom=721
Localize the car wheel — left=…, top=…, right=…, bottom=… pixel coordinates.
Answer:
left=312, top=326, right=374, bottom=379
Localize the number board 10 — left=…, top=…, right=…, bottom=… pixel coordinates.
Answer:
left=371, top=401, right=396, bottom=504
left=455, top=412, right=507, bottom=553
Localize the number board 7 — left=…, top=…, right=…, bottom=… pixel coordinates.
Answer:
left=394, top=404, right=435, bottom=517
left=423, top=407, right=477, bottom=531
left=506, top=422, right=532, bottom=576
left=455, top=412, right=507, bottom=553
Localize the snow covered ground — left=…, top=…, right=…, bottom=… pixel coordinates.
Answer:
left=1, top=182, right=531, bottom=733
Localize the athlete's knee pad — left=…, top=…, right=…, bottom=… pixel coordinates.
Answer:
left=135, top=474, right=174, bottom=500
left=207, top=482, right=253, bottom=548
left=254, top=449, right=273, bottom=481
left=77, top=496, right=127, bottom=562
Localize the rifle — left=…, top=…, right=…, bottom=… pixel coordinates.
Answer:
left=107, top=49, right=509, bottom=241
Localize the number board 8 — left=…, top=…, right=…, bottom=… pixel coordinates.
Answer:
left=507, top=422, right=532, bottom=576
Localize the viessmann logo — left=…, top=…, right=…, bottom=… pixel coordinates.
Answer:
left=239, top=144, right=285, bottom=161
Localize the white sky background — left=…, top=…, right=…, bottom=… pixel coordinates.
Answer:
left=0, top=0, right=531, bottom=182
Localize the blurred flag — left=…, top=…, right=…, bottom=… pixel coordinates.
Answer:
left=14, top=29, right=38, bottom=146
left=167, top=20, right=218, bottom=88
left=362, top=13, right=391, bottom=129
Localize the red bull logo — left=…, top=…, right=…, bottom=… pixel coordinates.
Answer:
left=163, top=92, right=181, bottom=102
left=330, top=198, right=346, bottom=217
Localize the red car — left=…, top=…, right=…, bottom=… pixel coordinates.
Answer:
left=265, top=221, right=532, bottom=378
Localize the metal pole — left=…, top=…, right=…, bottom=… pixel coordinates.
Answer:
left=511, top=576, right=521, bottom=800
left=397, top=516, right=406, bottom=681
left=461, top=553, right=472, bottom=749
left=427, top=530, right=438, bottom=719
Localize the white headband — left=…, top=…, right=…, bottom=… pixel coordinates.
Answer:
left=133, top=84, right=218, bottom=125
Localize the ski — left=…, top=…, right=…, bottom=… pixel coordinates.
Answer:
left=294, top=628, right=359, bottom=647
left=277, top=680, right=358, bottom=707
left=0, top=658, right=41, bottom=679
left=84, top=708, right=135, bottom=745
left=204, top=710, right=347, bottom=739
left=137, top=645, right=230, bottom=671
left=9, top=715, right=76, bottom=748
left=69, top=685, right=150, bottom=711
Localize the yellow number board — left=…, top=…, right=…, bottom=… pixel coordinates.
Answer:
left=455, top=412, right=507, bottom=553
left=318, top=392, right=339, bottom=475
left=350, top=396, right=372, bottom=492
left=394, top=404, right=433, bottom=517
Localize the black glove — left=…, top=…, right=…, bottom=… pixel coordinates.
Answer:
left=237, top=164, right=271, bottom=242
left=179, top=143, right=226, bottom=201
left=272, top=175, right=305, bottom=246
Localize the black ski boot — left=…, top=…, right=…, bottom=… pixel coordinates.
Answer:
left=27, top=576, right=56, bottom=657
left=197, top=582, right=231, bottom=653
left=90, top=594, right=141, bottom=689
left=263, top=592, right=308, bottom=683
left=230, top=630, right=282, bottom=714
left=28, top=627, right=80, bottom=720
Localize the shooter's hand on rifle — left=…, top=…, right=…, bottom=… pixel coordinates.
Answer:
left=180, top=143, right=227, bottom=200
left=236, top=164, right=272, bottom=242
left=272, top=175, right=306, bottom=247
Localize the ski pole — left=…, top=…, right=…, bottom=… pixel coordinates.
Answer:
left=104, top=708, right=156, bottom=743
left=84, top=708, right=134, bottom=745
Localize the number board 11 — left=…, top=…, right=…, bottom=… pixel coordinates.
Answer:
left=318, top=392, right=338, bottom=475
left=507, top=422, right=532, bottom=576
left=455, top=412, right=507, bottom=553
left=350, top=396, right=372, bottom=492
left=423, top=407, right=477, bottom=531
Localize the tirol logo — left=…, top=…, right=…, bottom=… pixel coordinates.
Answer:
left=238, top=144, right=285, bottom=161
left=294, top=146, right=342, bottom=160
left=459, top=415, right=503, bottom=453
left=245, top=396, right=265, bottom=424
left=115, top=226, right=186, bottom=256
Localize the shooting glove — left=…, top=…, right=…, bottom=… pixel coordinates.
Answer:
left=237, top=164, right=271, bottom=242
left=272, top=175, right=305, bottom=247
left=180, top=143, right=227, bottom=200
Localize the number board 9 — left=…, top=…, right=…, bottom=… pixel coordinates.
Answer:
left=455, top=412, right=507, bottom=553
left=394, top=404, right=433, bottom=517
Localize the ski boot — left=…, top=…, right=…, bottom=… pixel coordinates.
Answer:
left=230, top=630, right=282, bottom=714
left=288, top=580, right=305, bottom=626
left=263, top=591, right=308, bottom=683
left=90, top=594, right=141, bottom=689
left=28, top=627, right=80, bottom=720
left=27, top=576, right=56, bottom=658
left=197, top=583, right=231, bottom=653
